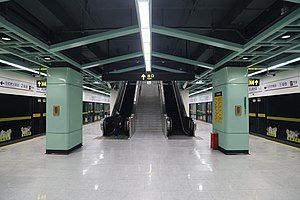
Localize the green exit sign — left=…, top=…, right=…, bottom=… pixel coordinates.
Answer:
left=249, top=79, right=260, bottom=86
left=37, top=80, right=47, bottom=88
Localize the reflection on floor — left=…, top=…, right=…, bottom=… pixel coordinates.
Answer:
left=0, top=121, right=299, bottom=200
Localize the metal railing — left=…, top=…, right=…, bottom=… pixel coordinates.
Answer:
left=128, top=81, right=141, bottom=138
left=128, top=114, right=135, bottom=138
left=158, top=81, right=171, bottom=137
left=172, top=81, right=195, bottom=136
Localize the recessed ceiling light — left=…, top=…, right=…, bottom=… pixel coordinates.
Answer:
left=281, top=35, right=291, bottom=39
left=44, top=57, right=51, bottom=61
left=242, top=57, right=249, bottom=60
left=1, top=36, right=11, bottom=41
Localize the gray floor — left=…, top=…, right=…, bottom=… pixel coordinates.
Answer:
left=0, top=121, right=299, bottom=200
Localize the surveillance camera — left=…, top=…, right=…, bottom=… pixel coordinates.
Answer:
left=266, top=73, right=275, bottom=77
left=32, top=74, right=41, bottom=78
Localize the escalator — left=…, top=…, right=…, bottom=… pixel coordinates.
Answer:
left=163, top=81, right=195, bottom=137
left=133, top=82, right=165, bottom=139
left=102, top=81, right=137, bottom=138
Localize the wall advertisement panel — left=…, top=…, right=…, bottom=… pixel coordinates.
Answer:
left=214, top=92, right=223, bottom=124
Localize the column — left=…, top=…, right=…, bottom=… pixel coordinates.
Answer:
left=46, top=67, right=83, bottom=154
left=212, top=67, right=249, bottom=154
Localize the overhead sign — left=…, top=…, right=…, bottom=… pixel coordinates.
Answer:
left=0, top=76, right=34, bottom=91
left=248, top=79, right=260, bottom=86
left=102, top=72, right=195, bottom=81
left=264, top=77, right=298, bottom=91
left=36, top=80, right=47, bottom=88
left=141, top=72, right=155, bottom=81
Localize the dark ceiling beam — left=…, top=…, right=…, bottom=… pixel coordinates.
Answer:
left=0, top=16, right=101, bottom=84
left=215, top=7, right=300, bottom=69
left=108, top=65, right=144, bottom=74
left=82, top=52, right=143, bottom=69
left=193, top=0, right=252, bottom=67
left=152, top=51, right=214, bottom=69
left=217, top=0, right=253, bottom=30
left=167, top=0, right=200, bottom=56
left=244, top=0, right=293, bottom=39
left=39, top=0, right=104, bottom=60
left=0, top=1, right=49, bottom=41
left=152, top=65, right=186, bottom=73
left=152, top=25, right=243, bottom=51
left=49, top=26, right=139, bottom=52
left=39, top=0, right=78, bottom=29
left=107, top=65, right=186, bottom=74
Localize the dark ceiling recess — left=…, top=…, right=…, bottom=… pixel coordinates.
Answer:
left=0, top=0, right=299, bottom=92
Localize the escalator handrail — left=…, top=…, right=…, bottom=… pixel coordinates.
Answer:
left=172, top=81, right=188, bottom=117
left=132, top=81, right=141, bottom=115
left=173, top=81, right=195, bottom=135
left=171, top=81, right=190, bottom=135
left=158, top=81, right=166, bottom=115
left=112, top=81, right=127, bottom=115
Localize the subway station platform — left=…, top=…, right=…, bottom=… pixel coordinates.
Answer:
left=0, top=1, right=300, bottom=200
left=0, top=121, right=299, bottom=200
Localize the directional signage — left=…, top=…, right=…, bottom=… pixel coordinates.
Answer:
left=36, top=80, right=47, bottom=88
left=141, top=72, right=155, bottom=81
left=0, top=76, right=34, bottom=91
left=248, top=79, right=260, bottom=86
left=102, top=72, right=195, bottom=81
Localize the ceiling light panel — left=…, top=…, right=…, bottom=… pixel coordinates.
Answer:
left=136, top=0, right=152, bottom=72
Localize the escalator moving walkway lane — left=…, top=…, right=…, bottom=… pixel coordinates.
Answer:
left=133, top=82, right=164, bottom=139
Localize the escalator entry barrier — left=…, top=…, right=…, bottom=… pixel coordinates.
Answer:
left=211, top=132, right=218, bottom=150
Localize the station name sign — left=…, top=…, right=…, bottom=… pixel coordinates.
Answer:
left=248, top=79, right=260, bottom=86
left=102, top=72, right=195, bottom=81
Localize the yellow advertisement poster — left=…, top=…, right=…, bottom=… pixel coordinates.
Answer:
left=214, top=92, right=223, bottom=123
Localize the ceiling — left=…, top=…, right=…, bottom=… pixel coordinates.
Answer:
left=0, top=0, right=299, bottom=95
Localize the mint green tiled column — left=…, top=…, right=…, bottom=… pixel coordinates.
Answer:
left=212, top=67, right=249, bottom=154
left=46, top=67, right=83, bottom=154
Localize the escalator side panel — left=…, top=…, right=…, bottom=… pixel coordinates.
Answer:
left=103, top=81, right=136, bottom=137
left=120, top=82, right=136, bottom=118
left=163, top=81, right=195, bottom=136
left=163, top=83, right=183, bottom=135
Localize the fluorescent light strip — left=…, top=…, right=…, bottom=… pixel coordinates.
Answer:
left=138, top=1, right=150, bottom=28
left=0, top=59, right=47, bottom=77
left=83, top=86, right=110, bottom=96
left=137, top=0, right=151, bottom=72
left=189, top=87, right=213, bottom=97
left=248, top=69, right=267, bottom=77
left=248, top=56, right=300, bottom=77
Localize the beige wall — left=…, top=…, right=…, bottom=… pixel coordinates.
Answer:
left=180, top=89, right=190, bottom=117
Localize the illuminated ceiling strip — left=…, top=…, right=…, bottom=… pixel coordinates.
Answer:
left=136, top=0, right=152, bottom=72
left=248, top=56, right=300, bottom=77
left=83, top=86, right=110, bottom=96
left=189, top=87, right=213, bottom=97
left=0, top=58, right=47, bottom=77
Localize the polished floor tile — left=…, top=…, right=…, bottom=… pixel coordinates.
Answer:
left=0, top=121, right=299, bottom=200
